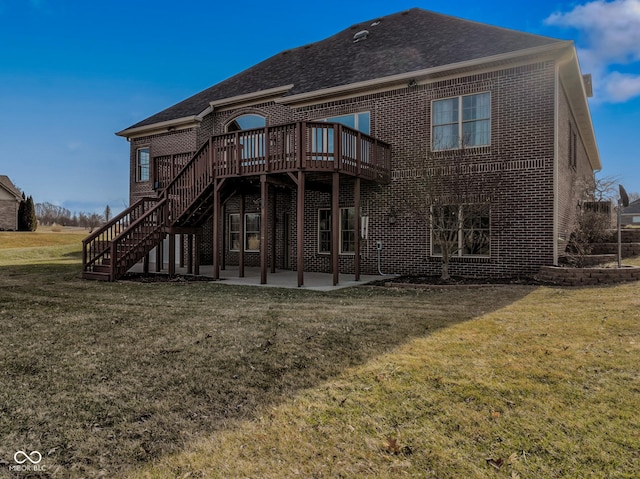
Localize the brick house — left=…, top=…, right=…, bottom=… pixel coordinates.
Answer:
left=83, top=8, right=600, bottom=283
left=621, top=199, right=640, bottom=226
left=0, top=175, right=22, bottom=231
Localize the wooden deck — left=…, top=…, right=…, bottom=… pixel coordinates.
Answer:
left=155, top=121, right=390, bottom=190
left=83, top=122, right=390, bottom=283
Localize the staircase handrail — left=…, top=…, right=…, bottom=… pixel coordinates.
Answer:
left=82, top=197, right=161, bottom=270
left=109, top=198, right=168, bottom=279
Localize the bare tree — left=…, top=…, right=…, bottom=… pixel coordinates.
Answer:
left=104, top=204, right=112, bottom=223
left=591, top=174, right=620, bottom=202
left=397, top=138, right=500, bottom=281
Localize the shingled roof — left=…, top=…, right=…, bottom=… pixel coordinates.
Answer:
left=0, top=175, right=22, bottom=200
left=126, top=8, right=563, bottom=131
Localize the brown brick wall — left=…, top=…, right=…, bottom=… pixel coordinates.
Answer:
left=556, top=77, right=595, bottom=258
left=0, top=199, right=19, bottom=230
left=129, top=128, right=197, bottom=204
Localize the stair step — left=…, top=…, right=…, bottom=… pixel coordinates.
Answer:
left=82, top=271, right=112, bottom=281
left=93, top=264, right=111, bottom=273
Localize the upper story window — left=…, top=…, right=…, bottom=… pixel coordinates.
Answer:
left=226, top=114, right=266, bottom=132
left=226, top=114, right=267, bottom=162
left=432, top=92, right=490, bottom=151
left=136, top=147, right=150, bottom=182
left=324, top=112, right=371, bottom=135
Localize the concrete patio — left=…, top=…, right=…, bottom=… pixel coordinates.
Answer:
left=128, top=263, right=388, bottom=291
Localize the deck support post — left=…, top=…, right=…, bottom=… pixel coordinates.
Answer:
left=239, top=194, right=245, bottom=278
left=168, top=233, right=176, bottom=275
left=179, top=234, right=185, bottom=268
left=221, top=203, right=226, bottom=271
left=194, top=232, right=200, bottom=276
left=187, top=234, right=193, bottom=275
left=260, top=175, right=268, bottom=285
left=155, top=239, right=162, bottom=272
left=297, top=171, right=305, bottom=287
left=212, top=179, right=222, bottom=280
left=271, top=189, right=277, bottom=274
left=332, top=172, right=340, bottom=286
left=354, top=177, right=361, bottom=281
left=143, top=253, right=149, bottom=274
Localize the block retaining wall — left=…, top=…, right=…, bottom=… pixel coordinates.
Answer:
left=537, top=265, right=640, bottom=286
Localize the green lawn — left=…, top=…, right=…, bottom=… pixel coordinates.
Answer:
left=0, top=240, right=638, bottom=478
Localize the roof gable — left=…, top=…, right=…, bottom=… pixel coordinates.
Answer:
left=622, top=199, right=640, bottom=215
left=0, top=175, right=22, bottom=200
left=125, top=8, right=562, bottom=131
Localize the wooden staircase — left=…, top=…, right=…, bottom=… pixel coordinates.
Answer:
left=82, top=140, right=213, bottom=281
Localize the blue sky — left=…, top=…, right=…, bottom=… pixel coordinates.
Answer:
left=1, top=0, right=638, bottom=214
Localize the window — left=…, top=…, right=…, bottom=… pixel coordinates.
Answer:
left=431, top=204, right=490, bottom=257
left=568, top=122, right=577, bottom=170
left=325, top=112, right=370, bottom=135
left=245, top=213, right=260, bottom=251
left=226, top=114, right=266, bottom=132
left=136, top=147, right=150, bottom=182
left=226, top=114, right=266, bottom=164
left=318, top=210, right=331, bottom=253
left=340, top=208, right=356, bottom=253
left=312, top=112, right=371, bottom=162
left=228, top=213, right=261, bottom=252
left=318, top=207, right=356, bottom=254
left=432, top=93, right=490, bottom=151
left=229, top=214, right=241, bottom=251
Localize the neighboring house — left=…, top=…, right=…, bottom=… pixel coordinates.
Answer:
left=621, top=199, right=640, bottom=226
left=0, top=175, right=22, bottom=231
left=83, top=8, right=600, bottom=283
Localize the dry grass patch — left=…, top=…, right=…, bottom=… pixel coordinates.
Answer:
left=2, top=241, right=639, bottom=478
left=0, top=246, right=529, bottom=478
left=126, top=284, right=640, bottom=479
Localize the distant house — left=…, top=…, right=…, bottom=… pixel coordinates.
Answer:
left=0, top=175, right=22, bottom=231
left=621, top=199, right=640, bottom=226
left=83, top=8, right=600, bottom=283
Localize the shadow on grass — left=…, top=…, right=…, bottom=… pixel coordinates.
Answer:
left=0, top=262, right=536, bottom=478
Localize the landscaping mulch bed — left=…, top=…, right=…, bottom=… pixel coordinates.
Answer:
left=370, top=274, right=544, bottom=288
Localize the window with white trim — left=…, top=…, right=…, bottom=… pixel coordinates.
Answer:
left=136, top=147, right=150, bottom=182
left=431, top=204, right=490, bottom=257
left=229, top=213, right=241, bottom=251
left=312, top=112, right=371, bottom=161
left=325, top=112, right=371, bottom=135
left=318, top=207, right=356, bottom=254
left=432, top=93, right=490, bottom=151
left=228, top=213, right=261, bottom=252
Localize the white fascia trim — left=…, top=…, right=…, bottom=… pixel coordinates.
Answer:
left=558, top=46, right=601, bottom=171
left=209, top=84, right=294, bottom=110
left=276, top=42, right=572, bottom=105
left=116, top=116, right=201, bottom=139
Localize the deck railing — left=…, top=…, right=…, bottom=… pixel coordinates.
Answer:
left=82, top=197, right=162, bottom=272
left=110, top=199, right=167, bottom=280
left=210, top=121, right=390, bottom=181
